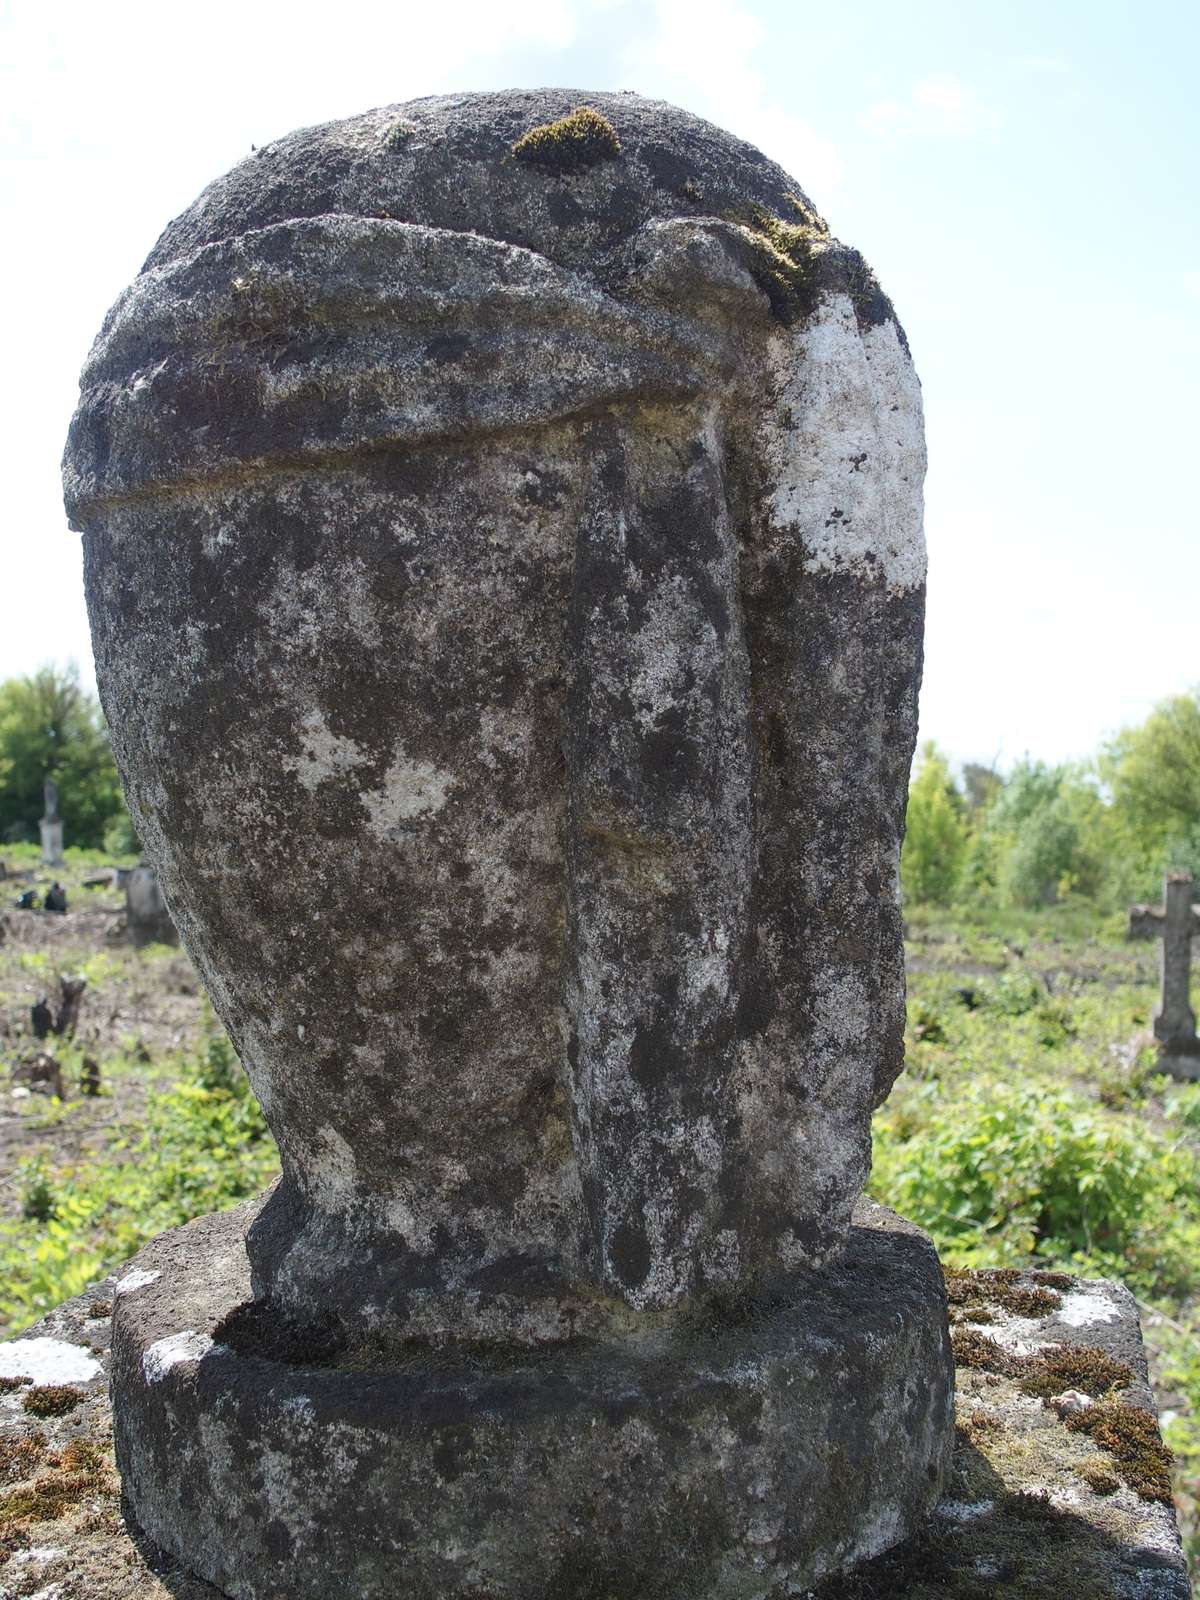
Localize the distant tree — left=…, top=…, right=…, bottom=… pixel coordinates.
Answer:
left=983, top=760, right=1108, bottom=907
left=0, top=665, right=125, bottom=848
left=1103, top=690, right=1200, bottom=879
left=901, top=743, right=970, bottom=906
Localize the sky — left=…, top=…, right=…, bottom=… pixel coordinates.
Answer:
left=1, top=0, right=1196, bottom=773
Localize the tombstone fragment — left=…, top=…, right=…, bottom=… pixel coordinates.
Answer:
left=39, top=780, right=63, bottom=867
left=1129, top=871, right=1200, bottom=1080
left=64, top=91, right=953, bottom=1598
left=125, top=862, right=178, bottom=947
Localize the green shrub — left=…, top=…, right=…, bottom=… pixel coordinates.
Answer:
left=0, top=1035, right=278, bottom=1331
left=872, top=1076, right=1200, bottom=1295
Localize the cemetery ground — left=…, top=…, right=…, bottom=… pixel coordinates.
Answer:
left=0, top=849, right=1197, bottom=1584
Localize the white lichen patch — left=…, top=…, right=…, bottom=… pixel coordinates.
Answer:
left=115, top=1267, right=160, bottom=1295
left=1058, top=1286, right=1122, bottom=1328
left=143, top=1330, right=214, bottom=1382
left=0, top=1337, right=101, bottom=1385
left=283, top=709, right=371, bottom=794
left=758, top=291, right=926, bottom=593
left=360, top=748, right=454, bottom=837
left=936, top=1498, right=995, bottom=1523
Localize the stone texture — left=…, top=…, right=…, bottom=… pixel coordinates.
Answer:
left=106, top=1197, right=951, bottom=1600
left=63, top=89, right=945, bottom=1591
left=65, top=87, right=925, bottom=1339
left=0, top=1264, right=1186, bottom=1600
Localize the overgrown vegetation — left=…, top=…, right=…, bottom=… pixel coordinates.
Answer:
left=0, top=1019, right=278, bottom=1329
left=874, top=901, right=1200, bottom=1571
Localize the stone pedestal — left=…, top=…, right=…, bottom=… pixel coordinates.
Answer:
left=111, top=1198, right=951, bottom=1600
left=64, top=90, right=953, bottom=1594
left=0, top=1263, right=1187, bottom=1600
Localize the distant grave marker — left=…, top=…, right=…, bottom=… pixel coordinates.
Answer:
left=1129, top=871, right=1200, bottom=1080
left=39, top=779, right=63, bottom=866
left=125, top=862, right=177, bottom=947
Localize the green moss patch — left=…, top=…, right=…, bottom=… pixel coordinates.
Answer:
left=511, top=107, right=621, bottom=173
left=1019, top=1345, right=1133, bottom=1401
left=726, top=199, right=827, bottom=326
left=0, top=1437, right=115, bottom=1537
left=1066, top=1401, right=1175, bottom=1504
left=22, top=1385, right=84, bottom=1418
left=385, top=119, right=416, bottom=150
left=946, top=1268, right=1064, bottom=1320
left=0, top=1434, right=46, bottom=1484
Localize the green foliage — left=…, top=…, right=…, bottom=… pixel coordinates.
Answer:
left=901, top=742, right=970, bottom=906
left=981, top=760, right=1108, bottom=907
left=0, top=664, right=124, bottom=848
left=1104, top=689, right=1200, bottom=879
left=0, top=1029, right=278, bottom=1331
left=874, top=1076, right=1200, bottom=1291
left=102, top=806, right=139, bottom=858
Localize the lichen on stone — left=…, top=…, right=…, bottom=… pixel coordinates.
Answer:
left=511, top=106, right=621, bottom=172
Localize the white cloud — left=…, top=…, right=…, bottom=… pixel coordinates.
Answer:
left=623, top=0, right=843, bottom=199
left=864, top=74, right=998, bottom=143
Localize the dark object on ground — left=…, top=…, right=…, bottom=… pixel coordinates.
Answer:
left=53, top=976, right=86, bottom=1039
left=15, top=890, right=38, bottom=910
left=12, top=1052, right=66, bottom=1099
left=80, top=1057, right=102, bottom=1097
left=44, top=882, right=68, bottom=914
left=30, top=977, right=88, bottom=1044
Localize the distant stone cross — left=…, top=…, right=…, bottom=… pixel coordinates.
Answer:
left=1129, top=872, right=1200, bottom=1079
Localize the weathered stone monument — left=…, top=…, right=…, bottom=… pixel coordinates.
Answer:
left=64, top=91, right=954, bottom=1596
left=39, top=777, right=63, bottom=865
left=1130, top=870, right=1200, bottom=1080
left=125, top=860, right=178, bottom=946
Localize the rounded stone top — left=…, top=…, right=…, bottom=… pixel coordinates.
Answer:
left=144, top=89, right=820, bottom=279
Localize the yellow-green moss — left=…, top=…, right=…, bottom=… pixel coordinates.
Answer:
left=1065, top=1402, right=1175, bottom=1504
left=726, top=200, right=828, bottom=327
left=0, top=1436, right=115, bottom=1535
left=945, top=1268, right=1063, bottom=1320
left=511, top=107, right=621, bottom=173
left=22, top=1385, right=84, bottom=1419
left=0, top=1434, right=46, bottom=1485
left=1019, top=1345, right=1133, bottom=1401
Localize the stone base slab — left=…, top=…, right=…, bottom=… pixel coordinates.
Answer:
left=0, top=1251, right=1189, bottom=1598
left=107, top=1198, right=953, bottom=1599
